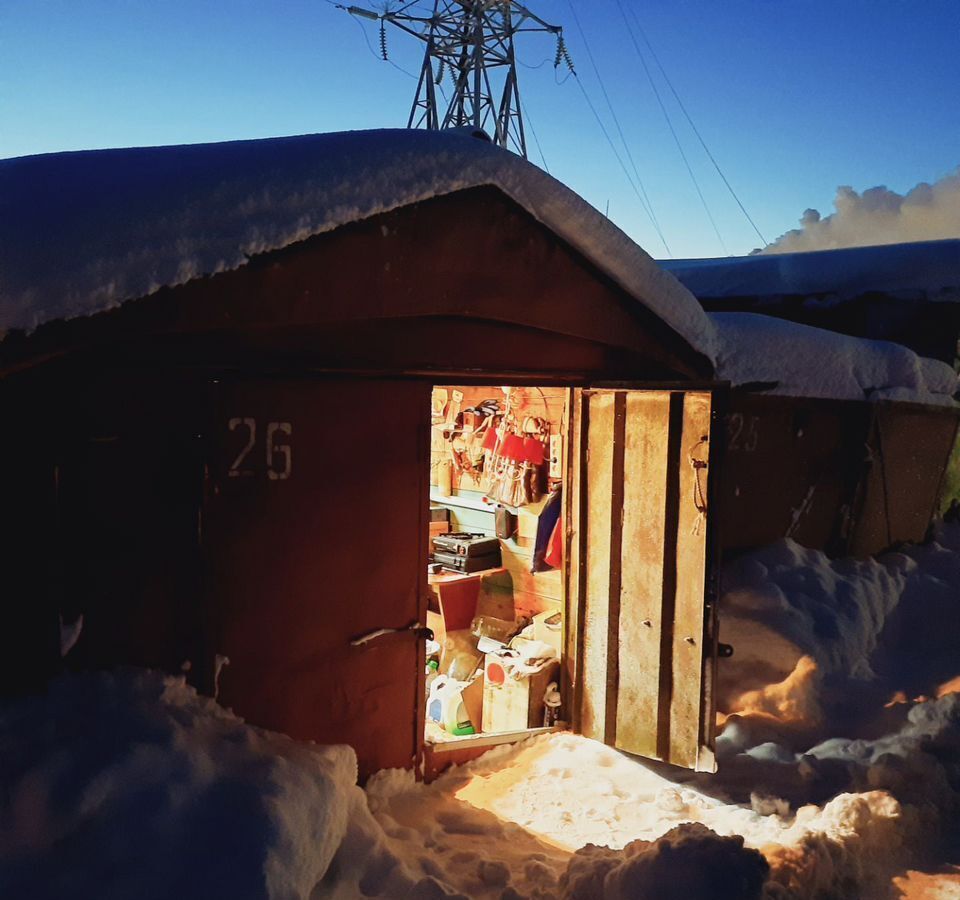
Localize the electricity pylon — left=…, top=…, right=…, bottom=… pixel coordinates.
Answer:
left=342, top=2, right=572, bottom=158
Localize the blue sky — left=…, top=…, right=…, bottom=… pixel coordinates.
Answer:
left=3, top=0, right=958, bottom=257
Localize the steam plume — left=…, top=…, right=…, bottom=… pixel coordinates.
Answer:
left=761, top=168, right=960, bottom=254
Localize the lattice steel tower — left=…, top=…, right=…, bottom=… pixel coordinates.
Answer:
left=344, top=2, right=571, bottom=158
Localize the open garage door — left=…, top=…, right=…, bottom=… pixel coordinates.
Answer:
left=567, top=388, right=720, bottom=772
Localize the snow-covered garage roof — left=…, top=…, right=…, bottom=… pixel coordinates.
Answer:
left=0, top=129, right=955, bottom=405
left=0, top=128, right=717, bottom=360
left=711, top=312, right=958, bottom=406
left=661, top=240, right=960, bottom=404
left=661, top=239, right=960, bottom=302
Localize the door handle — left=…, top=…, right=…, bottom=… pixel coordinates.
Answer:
left=350, top=620, right=433, bottom=647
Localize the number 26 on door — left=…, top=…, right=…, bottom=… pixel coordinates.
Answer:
left=227, top=417, right=293, bottom=480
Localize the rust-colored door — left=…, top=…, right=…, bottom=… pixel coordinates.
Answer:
left=203, top=377, right=429, bottom=778
left=567, top=388, right=719, bottom=772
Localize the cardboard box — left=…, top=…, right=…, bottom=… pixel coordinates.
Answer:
left=461, top=674, right=484, bottom=733
left=482, top=652, right=560, bottom=733
left=532, top=610, right=563, bottom=655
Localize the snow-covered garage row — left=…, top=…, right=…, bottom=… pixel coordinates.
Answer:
left=0, top=128, right=956, bottom=561
left=0, top=128, right=955, bottom=784
left=0, top=127, right=731, bottom=780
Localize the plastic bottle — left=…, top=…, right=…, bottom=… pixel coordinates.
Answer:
left=427, top=674, right=455, bottom=724
left=443, top=690, right=475, bottom=736
left=427, top=676, right=475, bottom=735
left=543, top=681, right=562, bottom=727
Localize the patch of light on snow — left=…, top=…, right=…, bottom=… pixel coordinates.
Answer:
left=892, top=866, right=960, bottom=899
left=451, top=733, right=688, bottom=851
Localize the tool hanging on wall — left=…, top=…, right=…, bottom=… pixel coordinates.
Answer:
left=439, top=397, right=504, bottom=489
left=689, top=435, right=709, bottom=536
left=482, top=396, right=550, bottom=508
left=434, top=389, right=550, bottom=507
left=520, top=417, right=548, bottom=504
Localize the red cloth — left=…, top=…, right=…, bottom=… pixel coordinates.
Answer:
left=544, top=515, right=562, bottom=569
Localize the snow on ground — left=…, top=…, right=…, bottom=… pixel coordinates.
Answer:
left=0, top=129, right=716, bottom=361
left=359, top=521, right=960, bottom=899
left=711, top=312, right=959, bottom=405
left=0, top=669, right=365, bottom=900
left=3, top=523, right=960, bottom=898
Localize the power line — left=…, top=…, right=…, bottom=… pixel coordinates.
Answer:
left=626, top=7, right=768, bottom=248
left=614, top=0, right=728, bottom=255
left=520, top=98, right=550, bottom=173
left=348, top=13, right=419, bottom=80
left=572, top=77, right=672, bottom=257
left=564, top=0, right=671, bottom=256
left=516, top=55, right=554, bottom=70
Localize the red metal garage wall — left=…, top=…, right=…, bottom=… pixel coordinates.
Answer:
left=718, top=394, right=870, bottom=556
left=203, top=377, right=429, bottom=777
left=718, top=392, right=959, bottom=558
left=850, top=402, right=960, bottom=556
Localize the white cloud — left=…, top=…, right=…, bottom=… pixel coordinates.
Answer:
left=762, top=168, right=960, bottom=254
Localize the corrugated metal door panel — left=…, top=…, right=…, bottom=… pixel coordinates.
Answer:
left=203, top=377, right=429, bottom=779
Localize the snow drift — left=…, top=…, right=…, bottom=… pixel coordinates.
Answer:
left=0, top=670, right=361, bottom=900
left=4, top=523, right=960, bottom=898
left=558, top=825, right=769, bottom=900
left=762, top=168, right=960, bottom=254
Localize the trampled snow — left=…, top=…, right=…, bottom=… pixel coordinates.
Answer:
left=711, top=311, right=959, bottom=404
left=4, top=522, right=960, bottom=898
left=0, top=128, right=717, bottom=361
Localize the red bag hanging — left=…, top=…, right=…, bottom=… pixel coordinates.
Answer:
left=521, top=436, right=546, bottom=465
left=501, top=433, right=524, bottom=461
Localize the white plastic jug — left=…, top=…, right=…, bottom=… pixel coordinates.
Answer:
left=427, top=676, right=474, bottom=735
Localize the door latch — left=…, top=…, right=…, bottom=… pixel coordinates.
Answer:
left=350, top=620, right=433, bottom=647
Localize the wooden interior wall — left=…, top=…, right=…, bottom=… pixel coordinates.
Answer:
left=430, top=385, right=566, bottom=623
